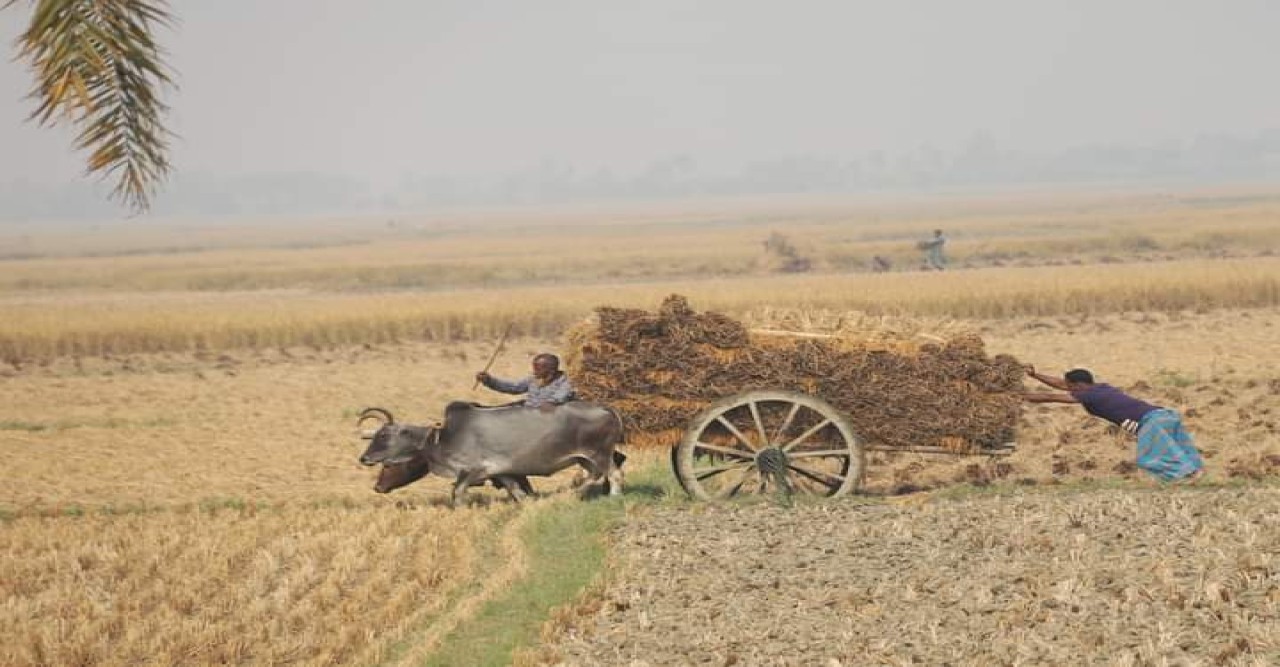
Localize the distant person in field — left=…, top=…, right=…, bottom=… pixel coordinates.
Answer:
left=476, top=352, right=576, bottom=410
left=919, top=229, right=947, bottom=270
left=1024, top=366, right=1204, bottom=483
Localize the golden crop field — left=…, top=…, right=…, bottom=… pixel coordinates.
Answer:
left=2, top=187, right=1278, bottom=363
left=2, top=187, right=1279, bottom=665
left=2, top=256, right=1278, bottom=362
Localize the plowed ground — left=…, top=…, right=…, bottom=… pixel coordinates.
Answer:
left=537, top=487, right=1280, bottom=666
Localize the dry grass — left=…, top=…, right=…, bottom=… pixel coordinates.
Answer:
left=2, top=503, right=491, bottom=666
left=2, top=187, right=1279, bottom=363
left=3, top=188, right=1280, bottom=665
left=0, top=340, right=589, bottom=666
left=0, top=337, right=568, bottom=510
left=3, top=306, right=1279, bottom=665
left=2, top=257, right=1278, bottom=362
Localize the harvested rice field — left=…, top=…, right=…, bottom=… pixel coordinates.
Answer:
left=535, top=486, right=1280, bottom=666
left=3, top=207, right=1279, bottom=664
left=4, top=306, right=1280, bottom=665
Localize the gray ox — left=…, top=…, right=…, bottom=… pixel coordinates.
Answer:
left=357, top=402, right=625, bottom=506
left=356, top=407, right=535, bottom=500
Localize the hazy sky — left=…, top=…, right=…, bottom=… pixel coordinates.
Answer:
left=3, top=0, right=1279, bottom=187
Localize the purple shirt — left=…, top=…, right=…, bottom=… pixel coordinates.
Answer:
left=1070, top=384, right=1160, bottom=427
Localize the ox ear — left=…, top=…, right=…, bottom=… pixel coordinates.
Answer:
left=359, top=429, right=377, bottom=440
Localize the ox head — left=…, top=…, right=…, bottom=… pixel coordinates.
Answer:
left=372, top=457, right=432, bottom=494
left=357, top=407, right=436, bottom=467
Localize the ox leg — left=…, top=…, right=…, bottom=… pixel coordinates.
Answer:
left=606, top=452, right=625, bottom=497
left=451, top=470, right=485, bottom=508
left=493, top=476, right=533, bottom=503
left=574, top=455, right=610, bottom=499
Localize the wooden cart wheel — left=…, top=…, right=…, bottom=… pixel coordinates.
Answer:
left=673, top=390, right=864, bottom=500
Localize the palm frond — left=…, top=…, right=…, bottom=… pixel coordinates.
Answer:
left=11, top=0, right=176, bottom=213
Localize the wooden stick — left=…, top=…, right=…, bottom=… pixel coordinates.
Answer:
left=748, top=328, right=837, bottom=339
left=473, top=322, right=514, bottom=390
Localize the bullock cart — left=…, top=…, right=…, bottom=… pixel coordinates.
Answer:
left=671, top=389, right=1015, bottom=501
left=568, top=295, right=1025, bottom=501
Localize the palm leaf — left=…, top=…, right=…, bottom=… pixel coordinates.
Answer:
left=8, top=0, right=176, bottom=213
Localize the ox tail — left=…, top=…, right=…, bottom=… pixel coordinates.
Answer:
left=600, top=404, right=627, bottom=497
left=602, top=404, right=628, bottom=470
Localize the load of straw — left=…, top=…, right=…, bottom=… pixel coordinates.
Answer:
left=564, top=295, right=1025, bottom=451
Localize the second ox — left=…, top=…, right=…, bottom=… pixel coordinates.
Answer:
left=357, top=401, right=626, bottom=506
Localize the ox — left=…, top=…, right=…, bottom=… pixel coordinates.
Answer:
left=357, top=402, right=625, bottom=506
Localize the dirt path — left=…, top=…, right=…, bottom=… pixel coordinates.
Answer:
left=535, top=486, right=1280, bottom=666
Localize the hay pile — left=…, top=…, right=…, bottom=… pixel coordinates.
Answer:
left=565, top=295, right=1025, bottom=451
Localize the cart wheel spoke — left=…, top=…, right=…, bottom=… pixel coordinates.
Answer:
left=715, top=416, right=759, bottom=452
left=715, top=466, right=757, bottom=499
left=771, top=402, right=801, bottom=444
left=748, top=400, right=769, bottom=446
left=693, top=442, right=757, bottom=461
left=781, top=418, right=832, bottom=452
left=692, top=460, right=752, bottom=481
left=787, top=463, right=846, bottom=491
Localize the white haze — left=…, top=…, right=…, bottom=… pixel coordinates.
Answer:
left=2, top=0, right=1279, bottom=219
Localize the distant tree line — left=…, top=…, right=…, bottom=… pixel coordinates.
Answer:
left=4, top=129, right=1280, bottom=222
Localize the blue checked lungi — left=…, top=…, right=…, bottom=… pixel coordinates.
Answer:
left=1135, top=408, right=1203, bottom=482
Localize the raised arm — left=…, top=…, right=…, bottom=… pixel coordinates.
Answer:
left=1022, top=392, right=1079, bottom=404
left=1025, top=365, right=1070, bottom=391
left=476, top=373, right=531, bottom=395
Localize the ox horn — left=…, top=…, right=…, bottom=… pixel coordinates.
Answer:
left=356, top=407, right=395, bottom=439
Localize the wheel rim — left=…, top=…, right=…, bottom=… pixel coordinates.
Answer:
left=675, top=390, right=864, bottom=500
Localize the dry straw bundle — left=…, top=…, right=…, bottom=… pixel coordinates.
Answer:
left=565, top=295, right=1025, bottom=451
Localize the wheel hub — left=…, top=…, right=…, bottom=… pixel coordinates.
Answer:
left=755, top=447, right=789, bottom=476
